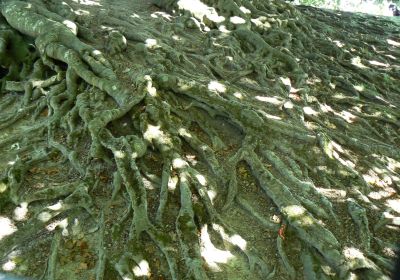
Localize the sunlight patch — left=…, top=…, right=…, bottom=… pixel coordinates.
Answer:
left=114, top=150, right=125, bottom=159
left=177, top=0, right=224, bottom=23
left=0, top=182, right=7, bottom=193
left=62, top=20, right=77, bottom=35
left=38, top=211, right=52, bottom=222
left=208, top=81, right=226, bottom=93
left=172, top=157, right=188, bottom=169
left=132, top=260, right=150, bottom=277
left=338, top=110, right=357, bottom=123
left=333, top=40, right=344, bottom=48
left=279, top=77, right=291, bottom=87
left=200, top=225, right=234, bottom=271
left=230, top=16, right=246, bottom=24
left=385, top=54, right=396, bottom=60
left=151, top=12, right=172, bottom=20
left=168, top=176, right=178, bottom=191
left=386, top=199, right=400, bottom=214
left=195, top=174, right=207, bottom=186
left=283, top=205, right=305, bottom=216
left=48, top=201, right=63, bottom=211
left=353, top=85, right=364, bottom=91
left=71, top=0, right=101, bottom=6
left=179, top=128, right=192, bottom=138
left=263, top=113, right=282, bottom=120
left=2, top=260, right=16, bottom=271
left=14, top=202, right=28, bottom=221
left=233, top=92, right=243, bottom=99
left=212, top=224, right=247, bottom=250
left=368, top=60, right=389, bottom=67
left=255, top=96, right=283, bottom=105
left=144, top=125, right=163, bottom=142
left=387, top=39, right=400, bottom=47
left=145, top=39, right=159, bottom=50
left=320, top=103, right=333, bottom=113
left=207, top=190, right=216, bottom=204
left=46, top=218, right=69, bottom=235
left=368, top=188, right=396, bottom=200
left=343, top=247, right=364, bottom=260
left=303, top=106, right=318, bottom=115
left=0, top=217, right=17, bottom=241
left=283, top=101, right=294, bottom=109
left=239, top=6, right=251, bottom=14
left=351, top=56, right=368, bottom=68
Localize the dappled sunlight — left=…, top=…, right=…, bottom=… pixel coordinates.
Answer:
left=71, top=0, right=101, bottom=6
left=239, top=6, right=251, bottom=14
left=150, top=11, right=172, bottom=20
left=303, top=106, right=319, bottom=116
left=283, top=100, right=294, bottom=109
left=145, top=39, right=160, bottom=50
left=0, top=0, right=399, bottom=278
left=386, top=157, right=400, bottom=171
left=379, top=212, right=400, bottom=226
left=200, top=225, right=234, bottom=271
left=333, top=40, right=345, bottom=48
left=363, top=168, right=394, bottom=189
left=0, top=217, right=17, bottom=241
left=178, top=128, right=192, bottom=138
left=72, top=0, right=102, bottom=7
left=185, top=154, right=197, bottom=165
left=306, top=77, right=322, bottom=85
left=212, top=224, right=247, bottom=250
left=47, top=201, right=63, bottom=211
left=37, top=211, right=52, bottom=222
left=132, top=260, right=151, bottom=277
left=195, top=174, right=207, bottom=186
left=233, top=92, right=244, bottom=99
left=351, top=56, right=368, bottom=68
left=177, top=0, right=224, bottom=25
left=143, top=125, right=163, bottom=142
left=207, top=189, right=216, bottom=204
left=386, top=199, right=400, bottom=214
left=368, top=60, right=390, bottom=67
left=387, top=39, right=400, bottom=47
left=368, top=189, right=397, bottom=200
left=168, top=176, right=178, bottom=191
left=343, top=247, right=366, bottom=262
left=0, top=182, right=6, bottom=193
left=2, top=260, right=16, bottom=271
left=208, top=81, right=226, bottom=93
left=283, top=205, right=305, bottom=216
left=317, top=188, right=347, bottom=200
left=46, top=218, right=69, bottom=235
left=294, top=0, right=395, bottom=16
left=114, top=150, right=125, bottom=159
left=255, top=96, right=283, bottom=105
left=172, top=157, right=188, bottom=169
left=172, top=35, right=182, bottom=41
left=130, top=13, right=140, bottom=19
left=74, top=9, right=90, bottom=16
left=262, top=113, right=282, bottom=120
left=336, top=110, right=357, bottom=123
left=230, top=16, right=246, bottom=25
left=319, top=103, right=333, bottom=113
left=279, top=77, right=291, bottom=88
left=353, top=84, right=364, bottom=92
left=13, top=202, right=28, bottom=221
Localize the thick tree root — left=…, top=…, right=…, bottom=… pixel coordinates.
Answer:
left=0, top=0, right=399, bottom=279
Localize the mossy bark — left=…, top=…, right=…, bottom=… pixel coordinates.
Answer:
left=0, top=0, right=399, bottom=279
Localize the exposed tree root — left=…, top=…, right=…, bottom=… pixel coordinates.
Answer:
left=0, top=0, right=399, bottom=279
